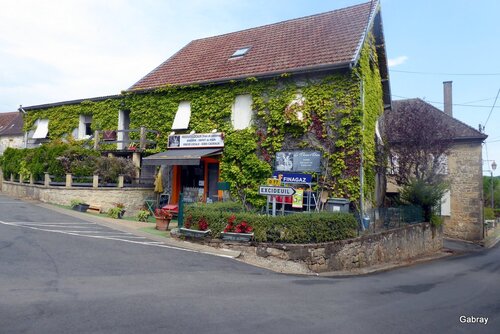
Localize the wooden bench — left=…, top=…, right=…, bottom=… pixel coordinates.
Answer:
left=87, top=205, right=102, bottom=214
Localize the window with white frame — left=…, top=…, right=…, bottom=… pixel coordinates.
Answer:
left=231, top=94, right=253, bottom=130
left=172, top=101, right=191, bottom=130
left=78, top=115, right=93, bottom=139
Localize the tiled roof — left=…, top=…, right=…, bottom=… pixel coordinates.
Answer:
left=129, top=1, right=377, bottom=91
left=0, top=112, right=23, bottom=136
left=387, top=99, right=487, bottom=141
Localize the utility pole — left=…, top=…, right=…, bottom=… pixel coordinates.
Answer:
left=491, top=161, right=497, bottom=209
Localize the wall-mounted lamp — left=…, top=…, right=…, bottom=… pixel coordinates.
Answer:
left=169, top=131, right=175, bottom=136
left=211, top=129, right=217, bottom=133
left=190, top=130, right=196, bottom=134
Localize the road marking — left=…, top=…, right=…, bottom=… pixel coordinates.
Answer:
left=0, top=220, right=234, bottom=258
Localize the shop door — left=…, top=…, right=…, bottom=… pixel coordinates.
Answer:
left=206, top=163, right=219, bottom=202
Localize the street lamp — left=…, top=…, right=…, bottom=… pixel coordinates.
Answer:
left=492, top=161, right=497, bottom=209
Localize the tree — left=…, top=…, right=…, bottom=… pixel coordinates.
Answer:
left=383, top=99, right=454, bottom=186
left=382, top=99, right=454, bottom=221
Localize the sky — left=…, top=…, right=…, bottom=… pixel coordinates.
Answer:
left=1, top=0, right=499, bottom=175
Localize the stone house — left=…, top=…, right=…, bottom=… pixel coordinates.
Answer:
left=17, top=1, right=390, bottom=213
left=0, top=112, right=24, bottom=155
left=384, top=83, right=487, bottom=241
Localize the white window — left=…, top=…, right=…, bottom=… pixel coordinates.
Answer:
left=32, top=119, right=49, bottom=139
left=172, top=101, right=191, bottom=130
left=230, top=47, right=251, bottom=58
left=78, top=115, right=93, bottom=139
left=440, top=190, right=451, bottom=216
left=231, top=95, right=253, bottom=130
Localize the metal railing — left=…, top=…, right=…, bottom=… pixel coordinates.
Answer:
left=93, top=126, right=159, bottom=151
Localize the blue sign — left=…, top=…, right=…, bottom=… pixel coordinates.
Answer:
left=272, top=172, right=312, bottom=184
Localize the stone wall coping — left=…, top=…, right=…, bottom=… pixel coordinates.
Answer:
left=2, top=180, right=152, bottom=191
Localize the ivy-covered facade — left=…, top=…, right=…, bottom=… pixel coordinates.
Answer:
left=21, top=2, right=390, bottom=211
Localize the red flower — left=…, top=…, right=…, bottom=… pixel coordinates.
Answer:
left=198, top=218, right=209, bottom=231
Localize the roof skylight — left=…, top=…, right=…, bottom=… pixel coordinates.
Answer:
left=230, top=47, right=251, bottom=58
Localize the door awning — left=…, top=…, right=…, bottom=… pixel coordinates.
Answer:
left=142, top=148, right=222, bottom=166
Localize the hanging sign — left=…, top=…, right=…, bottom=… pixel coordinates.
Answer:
left=259, top=186, right=296, bottom=196
left=275, top=151, right=321, bottom=172
left=168, top=133, right=224, bottom=148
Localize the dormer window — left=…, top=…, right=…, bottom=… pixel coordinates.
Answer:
left=230, top=47, right=251, bottom=58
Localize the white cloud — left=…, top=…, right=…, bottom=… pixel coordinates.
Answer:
left=388, top=56, right=408, bottom=68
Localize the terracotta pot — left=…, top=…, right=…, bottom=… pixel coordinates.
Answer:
left=155, top=216, right=171, bottom=231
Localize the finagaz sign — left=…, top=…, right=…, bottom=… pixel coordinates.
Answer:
left=259, top=186, right=296, bottom=196
left=275, top=151, right=321, bottom=172
left=272, top=172, right=312, bottom=184
left=168, top=133, right=224, bottom=148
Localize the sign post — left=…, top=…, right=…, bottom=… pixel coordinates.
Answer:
left=259, top=186, right=296, bottom=216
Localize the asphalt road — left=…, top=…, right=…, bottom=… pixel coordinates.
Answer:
left=0, top=194, right=499, bottom=334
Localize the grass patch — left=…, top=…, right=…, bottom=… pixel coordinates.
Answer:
left=139, top=226, right=170, bottom=238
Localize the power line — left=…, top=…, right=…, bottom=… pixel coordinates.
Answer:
left=392, top=94, right=500, bottom=108
left=390, top=69, right=500, bottom=76
left=484, top=88, right=500, bottom=128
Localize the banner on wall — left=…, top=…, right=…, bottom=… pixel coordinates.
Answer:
left=168, top=133, right=224, bottom=148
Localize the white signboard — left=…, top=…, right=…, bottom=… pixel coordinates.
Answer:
left=168, top=133, right=224, bottom=148
left=259, top=186, right=296, bottom=196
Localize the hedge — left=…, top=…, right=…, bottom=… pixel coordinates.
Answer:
left=184, top=203, right=357, bottom=243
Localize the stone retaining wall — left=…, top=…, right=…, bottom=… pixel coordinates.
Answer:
left=206, top=223, right=442, bottom=272
left=1, top=181, right=153, bottom=216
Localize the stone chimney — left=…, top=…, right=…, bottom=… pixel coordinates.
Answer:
left=443, top=81, right=453, bottom=117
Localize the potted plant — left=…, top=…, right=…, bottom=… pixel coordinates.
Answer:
left=70, top=199, right=90, bottom=212
left=179, top=215, right=211, bottom=238
left=137, top=210, right=150, bottom=222
left=220, top=214, right=254, bottom=242
left=107, top=203, right=126, bottom=219
left=154, top=208, right=173, bottom=231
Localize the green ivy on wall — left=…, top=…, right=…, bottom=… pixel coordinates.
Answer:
left=23, top=34, right=383, bottom=208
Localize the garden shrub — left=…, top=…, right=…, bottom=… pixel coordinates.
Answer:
left=184, top=204, right=357, bottom=243
left=0, top=143, right=136, bottom=184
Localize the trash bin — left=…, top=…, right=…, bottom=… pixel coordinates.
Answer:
left=326, top=198, right=350, bottom=212
left=362, top=216, right=370, bottom=229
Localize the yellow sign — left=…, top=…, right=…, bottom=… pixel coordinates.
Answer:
left=292, top=189, right=304, bottom=208
left=266, top=177, right=282, bottom=186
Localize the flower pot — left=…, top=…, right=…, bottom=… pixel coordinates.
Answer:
left=220, top=232, right=254, bottom=242
left=155, top=216, right=172, bottom=231
left=72, top=204, right=90, bottom=212
left=179, top=228, right=211, bottom=238
left=118, top=210, right=125, bottom=219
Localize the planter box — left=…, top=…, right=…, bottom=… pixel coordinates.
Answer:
left=220, top=232, right=254, bottom=242
left=72, top=204, right=90, bottom=212
left=179, top=228, right=211, bottom=238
